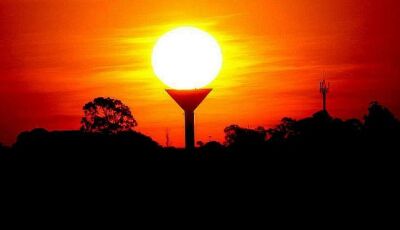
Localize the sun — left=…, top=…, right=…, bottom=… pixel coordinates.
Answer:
left=152, top=26, right=222, bottom=89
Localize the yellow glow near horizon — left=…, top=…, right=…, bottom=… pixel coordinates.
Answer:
left=152, top=26, right=222, bottom=89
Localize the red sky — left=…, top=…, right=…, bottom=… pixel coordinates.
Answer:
left=1, top=0, right=399, bottom=146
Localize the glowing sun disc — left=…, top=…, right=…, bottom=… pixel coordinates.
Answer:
left=152, top=26, right=222, bottom=89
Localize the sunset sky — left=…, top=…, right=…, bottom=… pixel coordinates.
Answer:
left=1, top=0, right=399, bottom=146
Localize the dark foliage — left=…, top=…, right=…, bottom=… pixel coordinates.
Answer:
left=13, top=129, right=161, bottom=164
left=223, top=125, right=267, bottom=160
left=81, top=97, right=137, bottom=134
left=364, top=101, right=399, bottom=136
left=1, top=101, right=398, bottom=174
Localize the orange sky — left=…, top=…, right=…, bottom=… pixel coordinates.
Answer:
left=1, top=0, right=399, bottom=146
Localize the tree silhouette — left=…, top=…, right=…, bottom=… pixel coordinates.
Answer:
left=364, top=101, right=399, bottom=131
left=224, top=125, right=266, bottom=148
left=267, top=117, right=297, bottom=143
left=81, top=97, right=137, bottom=134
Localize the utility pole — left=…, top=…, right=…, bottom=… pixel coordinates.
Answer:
left=165, top=128, right=170, bottom=147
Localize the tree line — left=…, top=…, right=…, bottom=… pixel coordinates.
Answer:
left=0, top=98, right=399, bottom=165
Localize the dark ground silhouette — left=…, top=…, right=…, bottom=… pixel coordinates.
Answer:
left=0, top=101, right=399, bottom=176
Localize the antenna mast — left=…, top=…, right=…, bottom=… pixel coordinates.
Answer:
left=320, top=78, right=330, bottom=112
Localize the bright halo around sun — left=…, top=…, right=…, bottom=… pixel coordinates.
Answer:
left=152, top=26, right=222, bottom=89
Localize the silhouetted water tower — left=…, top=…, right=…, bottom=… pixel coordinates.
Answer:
left=151, top=27, right=222, bottom=151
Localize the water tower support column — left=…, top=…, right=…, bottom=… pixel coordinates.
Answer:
left=166, top=89, right=212, bottom=151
